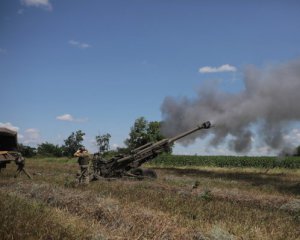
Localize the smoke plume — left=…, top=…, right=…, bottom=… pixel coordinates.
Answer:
left=161, top=59, right=300, bottom=153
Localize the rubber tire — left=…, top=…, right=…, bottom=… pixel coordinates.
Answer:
left=141, top=169, right=157, bottom=179
left=130, top=168, right=143, bottom=176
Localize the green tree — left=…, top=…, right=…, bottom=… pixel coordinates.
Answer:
left=124, top=117, right=165, bottom=150
left=37, top=142, right=63, bottom=157
left=95, top=133, right=111, bottom=154
left=147, top=121, right=165, bottom=142
left=124, top=117, right=148, bottom=150
left=18, top=143, right=37, bottom=158
left=294, top=145, right=300, bottom=156
left=63, top=130, right=85, bottom=157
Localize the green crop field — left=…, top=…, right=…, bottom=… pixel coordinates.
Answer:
left=149, top=154, right=300, bottom=169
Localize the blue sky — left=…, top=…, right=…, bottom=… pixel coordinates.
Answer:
left=1, top=0, right=300, bottom=155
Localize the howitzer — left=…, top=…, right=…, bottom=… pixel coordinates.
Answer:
left=91, top=121, right=212, bottom=180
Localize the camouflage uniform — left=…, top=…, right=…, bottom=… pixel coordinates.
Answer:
left=74, top=148, right=90, bottom=184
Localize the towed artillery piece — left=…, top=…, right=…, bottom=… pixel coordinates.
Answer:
left=0, top=128, right=32, bottom=179
left=91, top=121, right=212, bottom=180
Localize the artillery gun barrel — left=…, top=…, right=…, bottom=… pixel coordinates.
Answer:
left=168, top=121, right=211, bottom=144
left=116, top=121, right=211, bottom=165
left=116, top=155, right=132, bottom=163
left=131, top=142, right=153, bottom=153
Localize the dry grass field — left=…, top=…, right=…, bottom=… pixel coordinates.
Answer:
left=0, top=157, right=299, bottom=240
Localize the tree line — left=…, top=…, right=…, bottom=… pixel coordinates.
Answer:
left=18, top=117, right=165, bottom=158
left=18, top=116, right=300, bottom=158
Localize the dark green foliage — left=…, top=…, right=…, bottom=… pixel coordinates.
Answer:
left=103, top=148, right=129, bottom=158
left=149, top=154, right=300, bottom=169
left=17, top=144, right=37, bottom=157
left=62, top=130, right=85, bottom=157
left=115, top=147, right=131, bottom=155
left=147, top=121, right=165, bottom=142
left=294, top=146, right=300, bottom=156
left=198, top=190, right=213, bottom=201
left=124, top=117, right=165, bottom=150
left=37, top=142, right=63, bottom=157
left=124, top=117, right=148, bottom=149
left=95, top=133, right=111, bottom=154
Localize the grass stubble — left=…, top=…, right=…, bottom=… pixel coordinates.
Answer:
left=0, top=157, right=299, bottom=240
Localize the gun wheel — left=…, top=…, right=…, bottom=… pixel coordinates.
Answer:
left=130, top=168, right=143, bottom=176
left=142, top=169, right=157, bottom=179
left=130, top=168, right=157, bottom=179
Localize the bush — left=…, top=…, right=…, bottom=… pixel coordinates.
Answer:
left=18, top=144, right=37, bottom=157
left=37, top=142, right=63, bottom=157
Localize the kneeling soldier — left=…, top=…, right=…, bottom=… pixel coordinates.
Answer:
left=74, top=147, right=90, bottom=184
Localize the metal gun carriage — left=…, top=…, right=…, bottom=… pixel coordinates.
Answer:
left=0, top=128, right=32, bottom=179
left=91, top=121, right=212, bottom=180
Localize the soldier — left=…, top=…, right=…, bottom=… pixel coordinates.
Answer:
left=74, top=147, right=90, bottom=184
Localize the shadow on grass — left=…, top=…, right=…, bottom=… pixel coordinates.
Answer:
left=157, top=168, right=300, bottom=195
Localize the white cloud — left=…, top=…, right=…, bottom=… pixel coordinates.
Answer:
left=56, top=114, right=88, bottom=122
left=17, top=9, right=25, bottom=14
left=69, top=40, right=79, bottom=45
left=23, top=128, right=41, bottom=144
left=284, top=128, right=300, bottom=146
left=80, top=43, right=91, bottom=48
left=111, top=143, right=119, bottom=150
left=204, top=146, right=235, bottom=156
left=0, top=48, right=7, bottom=54
left=256, top=146, right=272, bottom=155
left=21, top=0, right=52, bottom=11
left=56, top=114, right=74, bottom=122
left=0, top=122, right=19, bottom=132
left=0, top=122, right=41, bottom=145
left=69, top=40, right=91, bottom=49
left=199, top=64, right=237, bottom=73
left=18, top=134, right=24, bottom=140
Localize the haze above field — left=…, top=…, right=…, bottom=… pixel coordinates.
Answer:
left=1, top=0, right=300, bottom=155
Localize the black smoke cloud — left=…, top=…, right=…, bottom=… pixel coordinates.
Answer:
left=161, top=59, right=300, bottom=153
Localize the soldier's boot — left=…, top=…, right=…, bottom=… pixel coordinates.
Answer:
left=83, top=177, right=89, bottom=185
left=80, top=166, right=89, bottom=185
